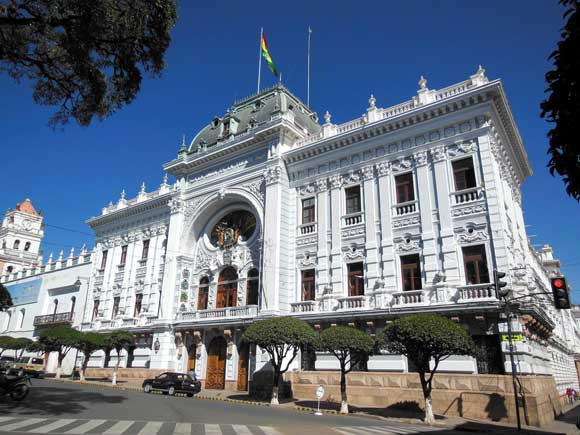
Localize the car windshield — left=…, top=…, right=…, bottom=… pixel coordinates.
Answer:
left=157, top=373, right=168, bottom=379
left=17, top=357, right=28, bottom=363
left=184, top=375, right=194, bottom=382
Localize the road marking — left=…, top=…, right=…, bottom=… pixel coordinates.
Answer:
left=258, top=427, right=282, bottom=435
left=173, top=423, right=192, bottom=435
left=29, top=419, right=77, bottom=433
left=0, top=417, right=14, bottom=423
left=335, top=426, right=438, bottom=435
left=103, top=420, right=136, bottom=435
left=231, top=425, right=253, bottom=435
left=65, top=419, right=107, bottom=434
left=1, top=418, right=47, bottom=432
left=204, top=424, right=222, bottom=435
left=138, top=421, right=164, bottom=435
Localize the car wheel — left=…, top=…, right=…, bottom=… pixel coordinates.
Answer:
left=144, top=384, right=152, bottom=394
left=168, top=386, right=176, bottom=396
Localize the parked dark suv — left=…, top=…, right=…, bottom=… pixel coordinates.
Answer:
left=142, top=372, right=201, bottom=397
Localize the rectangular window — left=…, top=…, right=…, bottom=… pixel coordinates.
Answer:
left=462, top=245, right=490, bottom=284
left=112, top=297, right=120, bottom=319
left=395, top=173, right=415, bottom=204
left=345, top=186, right=361, bottom=214
left=301, top=269, right=316, bottom=301
left=452, top=157, right=477, bottom=191
left=92, top=300, right=100, bottom=321
left=100, top=251, right=108, bottom=270
left=120, top=245, right=128, bottom=266
left=302, top=198, right=316, bottom=224
left=401, top=254, right=422, bottom=291
left=141, top=240, right=150, bottom=260
left=347, top=262, right=364, bottom=296
left=134, top=293, right=143, bottom=317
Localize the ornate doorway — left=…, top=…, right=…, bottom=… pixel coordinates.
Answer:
left=187, top=345, right=196, bottom=373
left=205, top=337, right=227, bottom=389
left=237, top=343, right=249, bottom=391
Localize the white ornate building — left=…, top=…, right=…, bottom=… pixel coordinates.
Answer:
left=1, top=68, right=579, bottom=394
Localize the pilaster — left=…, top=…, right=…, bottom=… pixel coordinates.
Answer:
left=315, top=178, right=330, bottom=295
left=329, top=175, right=343, bottom=296
left=415, top=151, right=438, bottom=284
left=377, top=162, right=396, bottom=290
left=362, top=165, right=379, bottom=288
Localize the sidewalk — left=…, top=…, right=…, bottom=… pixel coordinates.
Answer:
left=45, top=377, right=578, bottom=434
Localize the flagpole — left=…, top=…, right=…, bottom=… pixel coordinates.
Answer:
left=307, top=26, right=312, bottom=108
left=257, top=27, right=263, bottom=93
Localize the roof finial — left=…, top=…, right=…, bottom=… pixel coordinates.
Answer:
left=477, top=65, right=485, bottom=76
left=120, top=189, right=126, bottom=200
left=180, top=134, right=187, bottom=152
left=324, top=111, right=332, bottom=125
left=163, top=173, right=168, bottom=185
left=140, top=181, right=146, bottom=194
left=418, top=75, right=427, bottom=90
left=368, top=94, right=376, bottom=109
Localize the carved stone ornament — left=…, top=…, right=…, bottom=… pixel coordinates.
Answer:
left=297, top=252, right=317, bottom=269
left=343, top=170, right=361, bottom=185
left=394, top=235, right=422, bottom=253
left=447, top=139, right=478, bottom=158
left=264, top=165, right=282, bottom=185
left=315, top=178, right=328, bottom=192
left=169, top=198, right=184, bottom=214
left=454, top=223, right=489, bottom=244
left=343, top=245, right=365, bottom=262
left=413, top=151, right=428, bottom=166
left=328, top=175, right=343, bottom=189
left=376, top=161, right=391, bottom=176
left=361, top=165, right=375, bottom=180
left=430, top=146, right=446, bottom=162
left=243, top=179, right=265, bottom=205
left=298, top=183, right=317, bottom=196
left=451, top=204, right=487, bottom=217
left=391, top=157, right=413, bottom=173
left=392, top=215, right=420, bottom=228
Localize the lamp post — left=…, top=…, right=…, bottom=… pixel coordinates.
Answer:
left=73, top=276, right=91, bottom=380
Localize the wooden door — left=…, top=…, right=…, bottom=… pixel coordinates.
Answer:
left=205, top=337, right=226, bottom=389
left=237, top=344, right=249, bottom=391
left=187, top=345, right=196, bottom=372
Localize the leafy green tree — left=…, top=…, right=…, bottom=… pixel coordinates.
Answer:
left=0, top=283, right=13, bottom=311
left=0, top=0, right=178, bottom=127
left=104, top=330, right=134, bottom=385
left=76, top=332, right=106, bottom=382
left=318, top=326, right=375, bottom=414
left=381, top=314, right=476, bottom=425
left=38, top=325, right=81, bottom=378
left=541, top=0, right=580, bottom=201
left=243, top=317, right=317, bottom=404
left=9, top=337, right=33, bottom=360
left=0, top=335, right=14, bottom=357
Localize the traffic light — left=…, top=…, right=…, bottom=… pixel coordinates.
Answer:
left=551, top=277, right=570, bottom=309
left=494, top=270, right=509, bottom=298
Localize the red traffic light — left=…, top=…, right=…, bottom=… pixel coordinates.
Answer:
left=553, top=279, right=565, bottom=289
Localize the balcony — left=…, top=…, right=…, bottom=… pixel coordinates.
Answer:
left=393, top=200, right=418, bottom=216
left=175, top=305, right=258, bottom=322
left=391, top=290, right=425, bottom=307
left=337, top=295, right=367, bottom=310
left=297, top=222, right=317, bottom=236
left=291, top=301, right=317, bottom=313
left=451, top=186, right=485, bottom=205
left=34, top=312, right=73, bottom=328
left=457, top=283, right=496, bottom=302
left=341, top=211, right=364, bottom=227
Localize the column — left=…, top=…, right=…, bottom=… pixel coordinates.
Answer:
left=361, top=165, right=379, bottom=289
left=376, top=162, right=396, bottom=292
left=315, top=178, right=330, bottom=296
left=328, top=175, right=343, bottom=296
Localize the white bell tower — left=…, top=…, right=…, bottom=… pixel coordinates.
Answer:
left=0, top=199, right=44, bottom=275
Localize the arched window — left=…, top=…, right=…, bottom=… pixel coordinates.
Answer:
left=13, top=240, right=20, bottom=250
left=198, top=276, right=209, bottom=310
left=19, top=309, right=25, bottom=329
left=217, top=267, right=237, bottom=308
left=7, top=266, right=13, bottom=273
left=246, top=269, right=259, bottom=306
left=24, top=242, right=31, bottom=252
left=1, top=240, right=6, bottom=249
left=3, top=311, right=12, bottom=331
left=70, top=296, right=76, bottom=316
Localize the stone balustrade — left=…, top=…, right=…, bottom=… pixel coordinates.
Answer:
left=337, top=295, right=367, bottom=310
left=458, top=283, right=496, bottom=302
left=393, top=200, right=418, bottom=216
left=297, top=222, right=317, bottom=236
left=341, top=212, right=364, bottom=227
left=451, top=186, right=485, bottom=205
left=290, top=301, right=317, bottom=313
left=391, top=290, right=425, bottom=306
left=175, top=305, right=258, bottom=322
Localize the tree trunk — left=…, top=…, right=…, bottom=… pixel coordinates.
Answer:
left=419, top=371, right=435, bottom=425
left=340, top=365, right=349, bottom=414
left=55, top=352, right=63, bottom=379
left=271, top=369, right=280, bottom=405
left=112, top=353, right=120, bottom=386
left=80, top=356, right=89, bottom=382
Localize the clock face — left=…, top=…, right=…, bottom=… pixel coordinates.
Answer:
left=22, top=219, right=32, bottom=231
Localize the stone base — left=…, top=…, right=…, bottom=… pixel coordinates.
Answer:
left=286, top=371, right=562, bottom=428
left=85, top=367, right=165, bottom=380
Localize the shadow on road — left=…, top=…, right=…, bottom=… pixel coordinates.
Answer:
left=0, top=385, right=127, bottom=416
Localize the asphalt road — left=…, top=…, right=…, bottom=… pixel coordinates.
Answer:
left=0, top=380, right=464, bottom=435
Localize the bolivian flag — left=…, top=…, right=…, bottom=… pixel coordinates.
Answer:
left=261, top=33, right=279, bottom=77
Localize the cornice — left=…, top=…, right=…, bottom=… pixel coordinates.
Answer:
left=86, top=192, right=172, bottom=228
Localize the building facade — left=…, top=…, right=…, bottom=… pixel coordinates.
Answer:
left=1, top=67, right=579, bottom=394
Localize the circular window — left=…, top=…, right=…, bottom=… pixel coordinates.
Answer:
left=210, top=210, right=257, bottom=248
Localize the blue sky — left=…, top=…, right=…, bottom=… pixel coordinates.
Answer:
left=1, top=1, right=578, bottom=297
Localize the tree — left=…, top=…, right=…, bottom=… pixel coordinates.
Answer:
left=9, top=337, right=33, bottom=360
left=0, top=0, right=178, bottom=127
left=76, top=332, right=106, bottom=382
left=381, top=314, right=476, bottom=425
left=104, top=330, right=134, bottom=385
left=0, top=335, right=14, bottom=357
left=242, top=317, right=318, bottom=405
left=540, top=0, right=580, bottom=201
left=38, top=325, right=81, bottom=378
left=318, top=326, right=375, bottom=414
left=0, top=283, right=13, bottom=311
